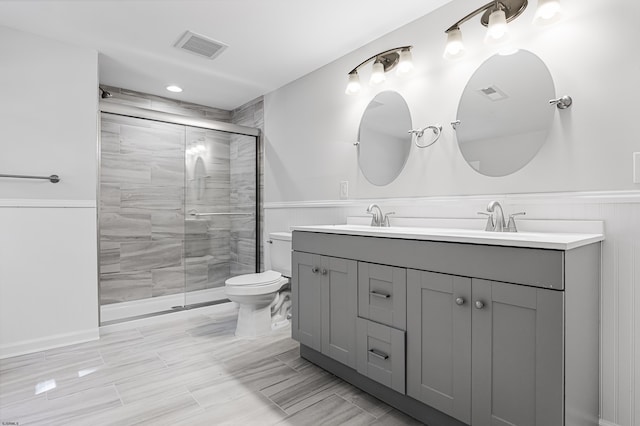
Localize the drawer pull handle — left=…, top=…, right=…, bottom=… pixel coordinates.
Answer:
left=455, top=297, right=465, bottom=306
left=475, top=300, right=485, bottom=309
left=321, top=269, right=328, bottom=275
left=370, top=291, right=391, bottom=299
left=311, top=267, right=319, bottom=274
left=368, top=349, right=389, bottom=360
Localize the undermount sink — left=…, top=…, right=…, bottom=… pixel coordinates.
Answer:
left=290, top=223, right=604, bottom=250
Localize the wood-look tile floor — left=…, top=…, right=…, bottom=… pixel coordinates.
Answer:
left=0, top=303, right=422, bottom=425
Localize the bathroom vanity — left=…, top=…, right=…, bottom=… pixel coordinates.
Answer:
left=290, top=224, right=603, bottom=426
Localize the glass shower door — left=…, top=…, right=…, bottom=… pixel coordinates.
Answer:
left=99, top=112, right=188, bottom=322
left=183, top=126, right=258, bottom=307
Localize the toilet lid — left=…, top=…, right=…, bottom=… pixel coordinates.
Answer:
left=225, top=270, right=283, bottom=287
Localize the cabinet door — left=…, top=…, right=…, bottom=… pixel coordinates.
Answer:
left=358, top=262, right=406, bottom=330
left=321, top=256, right=358, bottom=368
left=291, top=251, right=321, bottom=351
left=406, top=270, right=472, bottom=424
left=472, top=279, right=564, bottom=426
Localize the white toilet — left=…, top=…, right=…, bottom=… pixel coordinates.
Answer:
left=224, top=232, right=292, bottom=338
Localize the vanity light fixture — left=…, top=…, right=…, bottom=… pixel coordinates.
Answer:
left=484, top=5, right=510, bottom=43
left=533, top=0, right=562, bottom=25
left=344, top=46, right=413, bottom=95
left=443, top=28, right=465, bottom=59
left=370, top=59, right=386, bottom=85
left=396, top=48, right=414, bottom=75
left=345, top=72, right=361, bottom=95
left=166, top=85, right=183, bottom=93
left=443, top=0, right=531, bottom=58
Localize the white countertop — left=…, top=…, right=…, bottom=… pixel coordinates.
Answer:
left=290, top=224, right=604, bottom=250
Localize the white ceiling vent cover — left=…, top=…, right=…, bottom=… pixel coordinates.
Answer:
left=174, top=31, right=228, bottom=60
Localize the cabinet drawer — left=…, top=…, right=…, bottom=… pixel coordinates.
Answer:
left=356, top=318, right=405, bottom=394
left=358, top=262, right=407, bottom=330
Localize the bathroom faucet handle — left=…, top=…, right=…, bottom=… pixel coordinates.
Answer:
left=382, top=212, right=395, bottom=227
left=477, top=212, right=494, bottom=231
left=506, top=212, right=526, bottom=233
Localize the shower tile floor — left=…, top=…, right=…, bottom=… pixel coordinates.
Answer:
left=0, top=303, right=422, bottom=425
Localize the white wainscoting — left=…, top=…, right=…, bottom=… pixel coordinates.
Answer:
left=265, top=190, right=640, bottom=426
left=0, top=201, right=99, bottom=359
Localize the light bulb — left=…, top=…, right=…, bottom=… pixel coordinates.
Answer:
left=166, top=85, right=183, bottom=93
left=534, top=0, right=562, bottom=25
left=370, top=60, right=386, bottom=85
left=345, top=72, right=361, bottom=95
left=396, top=49, right=414, bottom=75
left=443, top=28, right=465, bottom=59
left=485, top=8, right=509, bottom=44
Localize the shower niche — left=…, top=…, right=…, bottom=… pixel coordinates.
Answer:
left=98, top=106, right=259, bottom=323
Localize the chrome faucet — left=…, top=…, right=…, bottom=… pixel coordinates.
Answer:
left=366, top=204, right=384, bottom=227
left=479, top=201, right=526, bottom=232
left=486, top=201, right=506, bottom=232
left=366, top=204, right=395, bottom=227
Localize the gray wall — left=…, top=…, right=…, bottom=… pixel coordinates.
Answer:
left=263, top=0, right=640, bottom=202
left=0, top=25, right=99, bottom=357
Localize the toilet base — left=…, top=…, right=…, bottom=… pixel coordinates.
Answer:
left=235, top=301, right=274, bottom=338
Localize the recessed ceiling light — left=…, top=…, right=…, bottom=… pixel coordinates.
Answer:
left=166, top=85, right=183, bottom=93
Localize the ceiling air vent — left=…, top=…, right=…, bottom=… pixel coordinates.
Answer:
left=174, top=31, right=228, bottom=60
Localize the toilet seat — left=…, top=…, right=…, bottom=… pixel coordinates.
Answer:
left=225, top=270, right=288, bottom=296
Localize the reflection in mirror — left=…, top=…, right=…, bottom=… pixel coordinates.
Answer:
left=358, top=91, right=412, bottom=186
left=455, top=50, right=555, bottom=177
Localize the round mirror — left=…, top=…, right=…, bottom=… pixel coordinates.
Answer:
left=455, top=50, right=555, bottom=177
left=358, top=91, right=412, bottom=186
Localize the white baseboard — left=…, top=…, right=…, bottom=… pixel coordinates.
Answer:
left=0, top=328, right=99, bottom=360
left=100, top=287, right=227, bottom=323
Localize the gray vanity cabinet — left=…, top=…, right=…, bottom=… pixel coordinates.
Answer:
left=407, top=271, right=564, bottom=426
left=291, top=251, right=322, bottom=351
left=320, top=256, right=358, bottom=368
left=292, top=230, right=600, bottom=426
left=471, top=279, right=563, bottom=426
left=406, top=270, right=472, bottom=424
left=291, top=251, right=358, bottom=368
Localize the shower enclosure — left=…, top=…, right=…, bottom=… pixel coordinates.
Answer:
left=98, top=103, right=260, bottom=324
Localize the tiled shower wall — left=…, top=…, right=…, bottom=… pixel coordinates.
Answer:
left=100, top=115, right=186, bottom=303
left=99, top=86, right=263, bottom=305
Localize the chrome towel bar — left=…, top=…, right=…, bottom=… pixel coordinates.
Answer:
left=188, top=210, right=253, bottom=217
left=0, top=173, right=60, bottom=183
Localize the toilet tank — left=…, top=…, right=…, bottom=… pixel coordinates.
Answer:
left=268, top=232, right=292, bottom=277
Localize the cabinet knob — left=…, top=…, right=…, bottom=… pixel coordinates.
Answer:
left=474, top=300, right=485, bottom=309
left=321, top=269, right=328, bottom=275
left=455, top=297, right=465, bottom=306
left=311, top=267, right=319, bottom=274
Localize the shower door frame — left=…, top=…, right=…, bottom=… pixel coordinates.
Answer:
left=97, top=101, right=261, bottom=325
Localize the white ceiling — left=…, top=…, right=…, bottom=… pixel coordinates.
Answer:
left=0, top=0, right=453, bottom=110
